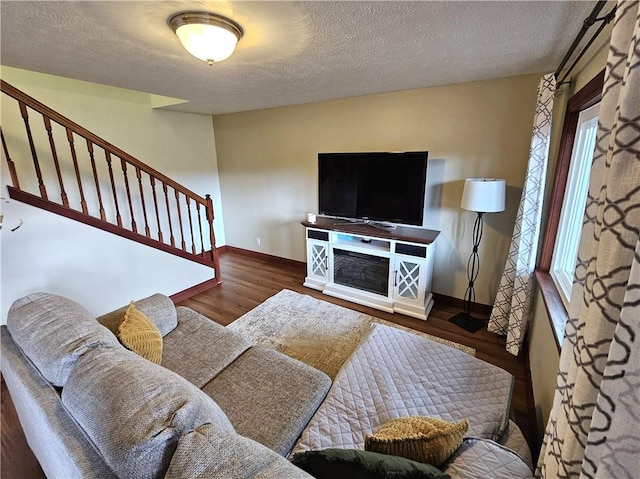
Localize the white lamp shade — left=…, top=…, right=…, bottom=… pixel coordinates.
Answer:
left=460, top=178, right=506, bottom=213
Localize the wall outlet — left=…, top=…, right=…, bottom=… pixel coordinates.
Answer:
left=256, top=237, right=261, bottom=246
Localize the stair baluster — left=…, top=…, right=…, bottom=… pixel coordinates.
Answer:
left=43, top=117, right=68, bottom=207
left=149, top=176, right=163, bottom=243
left=196, top=202, right=206, bottom=257
left=104, top=151, right=123, bottom=227
left=19, top=103, right=48, bottom=199
left=186, top=197, right=197, bottom=254
left=175, top=189, right=186, bottom=252
left=120, top=158, right=137, bottom=233
left=162, top=182, right=176, bottom=247
left=135, top=166, right=151, bottom=238
left=86, top=141, right=106, bottom=221
left=1, top=127, right=20, bottom=190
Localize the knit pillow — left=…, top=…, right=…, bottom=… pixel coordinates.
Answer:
left=117, top=302, right=163, bottom=364
left=364, top=416, right=469, bottom=467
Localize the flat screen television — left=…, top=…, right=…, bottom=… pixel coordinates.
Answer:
left=318, top=151, right=428, bottom=226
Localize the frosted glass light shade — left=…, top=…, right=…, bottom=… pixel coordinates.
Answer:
left=460, top=178, right=506, bottom=213
left=169, top=12, right=243, bottom=65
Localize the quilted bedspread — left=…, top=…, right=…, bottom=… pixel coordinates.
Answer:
left=291, top=323, right=515, bottom=455
left=502, top=419, right=533, bottom=469
left=442, top=438, right=533, bottom=478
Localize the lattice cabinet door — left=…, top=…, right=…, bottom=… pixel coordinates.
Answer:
left=306, top=240, right=330, bottom=283
left=393, top=256, right=426, bottom=307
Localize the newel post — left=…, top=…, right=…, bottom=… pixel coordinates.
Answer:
left=206, top=194, right=222, bottom=283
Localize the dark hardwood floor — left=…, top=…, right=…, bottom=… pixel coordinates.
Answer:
left=1, top=250, right=538, bottom=477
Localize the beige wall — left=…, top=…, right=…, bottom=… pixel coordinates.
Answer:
left=527, top=28, right=611, bottom=443
left=213, top=73, right=541, bottom=305
left=528, top=291, right=561, bottom=435
left=0, top=67, right=225, bottom=321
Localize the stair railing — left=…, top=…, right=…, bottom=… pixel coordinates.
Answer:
left=1, top=80, right=221, bottom=278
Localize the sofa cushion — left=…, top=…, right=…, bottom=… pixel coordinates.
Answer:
left=62, top=347, right=234, bottom=479
left=6, top=292, right=121, bottom=387
left=202, top=345, right=331, bottom=456
left=290, top=448, right=451, bottom=479
left=97, top=293, right=178, bottom=337
left=117, top=302, right=163, bottom=364
left=165, top=423, right=313, bottom=479
left=365, top=416, right=469, bottom=467
left=161, top=307, right=251, bottom=388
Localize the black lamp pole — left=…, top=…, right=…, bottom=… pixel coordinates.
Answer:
left=450, top=211, right=486, bottom=333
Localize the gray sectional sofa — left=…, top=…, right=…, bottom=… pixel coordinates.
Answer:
left=2, top=291, right=534, bottom=478
left=1, top=292, right=329, bottom=478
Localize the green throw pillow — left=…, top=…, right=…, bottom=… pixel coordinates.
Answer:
left=290, top=448, right=450, bottom=479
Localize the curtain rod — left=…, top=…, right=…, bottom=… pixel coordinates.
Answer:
left=554, top=1, right=615, bottom=85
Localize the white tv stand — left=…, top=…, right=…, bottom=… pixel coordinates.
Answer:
left=302, top=217, right=440, bottom=320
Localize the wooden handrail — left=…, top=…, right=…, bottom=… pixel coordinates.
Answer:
left=0, top=80, right=207, bottom=204
left=1, top=80, right=221, bottom=278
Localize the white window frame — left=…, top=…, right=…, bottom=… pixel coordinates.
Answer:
left=550, top=102, right=600, bottom=309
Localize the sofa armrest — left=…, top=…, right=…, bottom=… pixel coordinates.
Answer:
left=1, top=326, right=117, bottom=479
left=97, top=293, right=178, bottom=336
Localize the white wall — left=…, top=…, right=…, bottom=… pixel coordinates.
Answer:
left=0, top=67, right=225, bottom=321
left=213, top=74, right=541, bottom=305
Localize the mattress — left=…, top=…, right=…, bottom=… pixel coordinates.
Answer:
left=292, top=323, right=515, bottom=455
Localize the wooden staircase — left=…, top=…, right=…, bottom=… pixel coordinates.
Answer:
left=1, top=80, right=221, bottom=278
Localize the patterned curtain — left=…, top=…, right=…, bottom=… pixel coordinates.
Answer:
left=536, top=1, right=640, bottom=477
left=488, top=73, right=556, bottom=356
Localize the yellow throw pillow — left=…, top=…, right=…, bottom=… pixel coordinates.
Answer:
left=117, top=302, right=163, bottom=364
left=364, top=416, right=469, bottom=467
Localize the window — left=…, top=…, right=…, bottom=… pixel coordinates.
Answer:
left=537, top=69, right=604, bottom=349
left=550, top=102, right=599, bottom=308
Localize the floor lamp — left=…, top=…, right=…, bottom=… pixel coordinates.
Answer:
left=450, top=178, right=506, bottom=333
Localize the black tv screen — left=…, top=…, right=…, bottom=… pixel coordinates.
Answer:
left=318, top=151, right=428, bottom=226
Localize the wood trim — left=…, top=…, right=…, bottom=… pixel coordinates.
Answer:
left=535, top=271, right=565, bottom=352
left=432, top=293, right=492, bottom=317
left=8, top=186, right=217, bottom=269
left=538, top=69, right=605, bottom=269
left=170, top=278, right=220, bottom=303
left=218, top=245, right=306, bottom=267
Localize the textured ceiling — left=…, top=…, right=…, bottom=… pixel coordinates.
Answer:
left=0, top=1, right=600, bottom=115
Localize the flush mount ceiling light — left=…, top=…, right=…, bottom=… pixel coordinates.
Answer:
left=168, top=12, right=243, bottom=65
